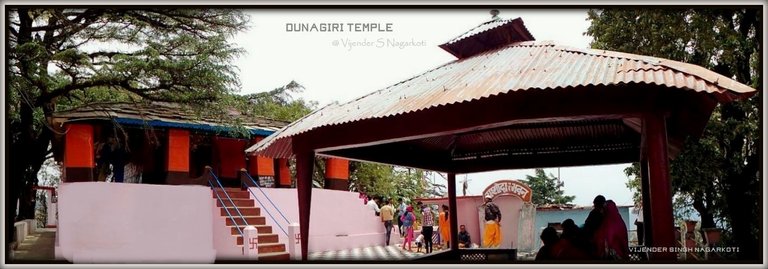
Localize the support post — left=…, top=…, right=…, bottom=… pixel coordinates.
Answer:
left=274, top=159, right=291, bottom=188
left=63, top=123, right=94, bottom=182
left=640, top=159, right=653, bottom=247
left=295, top=148, right=315, bottom=260
left=244, top=226, right=259, bottom=259
left=166, top=129, right=190, bottom=184
left=447, top=173, right=459, bottom=252
left=324, top=158, right=350, bottom=191
left=643, top=113, right=676, bottom=260
left=288, top=223, right=301, bottom=260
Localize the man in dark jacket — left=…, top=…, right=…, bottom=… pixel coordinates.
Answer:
left=458, top=224, right=472, bottom=248
left=582, top=195, right=606, bottom=257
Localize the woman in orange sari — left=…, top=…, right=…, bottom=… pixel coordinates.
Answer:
left=438, top=205, right=451, bottom=248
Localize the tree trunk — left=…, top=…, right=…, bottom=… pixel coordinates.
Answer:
left=720, top=102, right=759, bottom=260
left=692, top=196, right=715, bottom=229
left=5, top=133, right=21, bottom=258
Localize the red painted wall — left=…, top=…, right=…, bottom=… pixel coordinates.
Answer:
left=64, top=123, right=94, bottom=168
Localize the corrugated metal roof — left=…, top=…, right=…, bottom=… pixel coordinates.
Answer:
left=444, top=17, right=532, bottom=45
left=247, top=40, right=756, bottom=158
left=53, top=102, right=287, bottom=133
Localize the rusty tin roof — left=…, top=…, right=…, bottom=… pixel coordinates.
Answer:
left=248, top=40, right=756, bottom=158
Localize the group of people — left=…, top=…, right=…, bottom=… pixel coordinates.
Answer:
left=367, top=196, right=472, bottom=253
left=535, top=195, right=630, bottom=261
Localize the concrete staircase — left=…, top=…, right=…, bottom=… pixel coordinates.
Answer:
left=213, top=187, right=289, bottom=261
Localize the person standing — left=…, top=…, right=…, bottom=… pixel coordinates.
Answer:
left=582, top=195, right=606, bottom=256
left=438, top=204, right=451, bottom=249
left=380, top=198, right=396, bottom=246
left=633, top=202, right=644, bottom=246
left=400, top=206, right=416, bottom=251
left=593, top=200, right=629, bottom=260
left=482, top=195, right=502, bottom=248
left=583, top=195, right=606, bottom=238
left=421, top=205, right=435, bottom=253
left=366, top=196, right=381, bottom=216
left=105, top=137, right=126, bottom=183
left=397, top=198, right=407, bottom=237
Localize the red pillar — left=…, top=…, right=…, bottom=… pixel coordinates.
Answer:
left=447, top=173, right=459, bottom=252
left=166, top=129, right=190, bottom=184
left=274, top=159, right=292, bottom=188
left=249, top=137, right=275, bottom=186
left=63, top=123, right=94, bottom=182
left=295, top=149, right=314, bottom=260
left=324, top=158, right=349, bottom=191
left=639, top=159, right=653, bottom=246
left=643, top=113, right=676, bottom=260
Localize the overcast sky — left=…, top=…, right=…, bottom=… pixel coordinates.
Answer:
left=232, top=9, right=635, bottom=207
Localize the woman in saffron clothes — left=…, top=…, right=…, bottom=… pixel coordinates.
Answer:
left=400, top=206, right=416, bottom=251
left=439, top=204, right=451, bottom=249
left=593, top=200, right=629, bottom=260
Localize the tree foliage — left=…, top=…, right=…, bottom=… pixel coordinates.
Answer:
left=231, top=80, right=317, bottom=122
left=521, top=168, right=575, bottom=205
left=6, top=8, right=248, bottom=254
left=348, top=162, right=432, bottom=202
left=587, top=8, right=761, bottom=260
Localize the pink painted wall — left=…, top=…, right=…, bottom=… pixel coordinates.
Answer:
left=57, top=182, right=216, bottom=263
left=211, top=199, right=243, bottom=260
left=420, top=195, right=523, bottom=248
left=248, top=188, right=385, bottom=253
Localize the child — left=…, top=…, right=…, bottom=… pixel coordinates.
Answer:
left=414, top=234, right=425, bottom=253
left=400, top=205, right=416, bottom=251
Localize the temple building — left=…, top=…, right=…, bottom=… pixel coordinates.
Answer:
left=51, top=101, right=351, bottom=189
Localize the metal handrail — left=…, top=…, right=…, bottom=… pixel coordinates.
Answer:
left=244, top=172, right=290, bottom=224
left=209, top=170, right=250, bottom=229
left=242, top=172, right=289, bottom=237
left=209, top=177, right=244, bottom=238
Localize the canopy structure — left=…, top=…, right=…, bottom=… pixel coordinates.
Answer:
left=247, top=16, right=755, bottom=261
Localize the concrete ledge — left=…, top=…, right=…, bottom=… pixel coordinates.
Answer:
left=71, top=247, right=216, bottom=263
left=25, top=219, right=38, bottom=234
left=14, top=221, right=29, bottom=245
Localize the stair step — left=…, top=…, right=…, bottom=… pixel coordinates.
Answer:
left=218, top=187, right=244, bottom=192
left=217, top=199, right=255, bottom=207
left=257, top=251, right=290, bottom=261
left=221, top=207, right=261, bottom=216
left=226, top=216, right=266, bottom=226
left=230, top=223, right=269, bottom=235
left=212, top=191, right=250, bottom=199
left=227, top=225, right=272, bottom=234
left=235, top=233, right=280, bottom=244
left=236, top=242, right=286, bottom=253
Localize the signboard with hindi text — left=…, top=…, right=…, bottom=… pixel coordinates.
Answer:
left=481, top=180, right=533, bottom=203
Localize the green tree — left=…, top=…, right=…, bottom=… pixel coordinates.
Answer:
left=7, top=8, right=248, bottom=254
left=522, top=168, right=575, bottom=205
left=233, top=80, right=318, bottom=122
left=348, top=162, right=430, bottom=202
left=587, top=8, right=761, bottom=260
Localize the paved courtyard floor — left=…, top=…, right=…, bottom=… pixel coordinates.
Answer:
left=10, top=228, right=63, bottom=263
left=309, top=245, right=429, bottom=260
